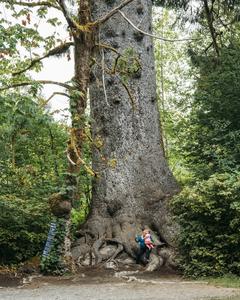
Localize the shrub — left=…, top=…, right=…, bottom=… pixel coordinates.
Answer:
left=0, top=195, right=50, bottom=264
left=171, top=172, right=240, bottom=277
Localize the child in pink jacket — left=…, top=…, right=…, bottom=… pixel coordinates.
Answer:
left=143, top=229, right=155, bottom=250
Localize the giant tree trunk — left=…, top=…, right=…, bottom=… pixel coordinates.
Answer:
left=72, top=0, right=179, bottom=270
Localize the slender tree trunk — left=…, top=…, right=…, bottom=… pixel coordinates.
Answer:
left=48, top=128, right=59, bottom=178
left=10, top=135, right=16, bottom=168
left=67, top=0, right=94, bottom=203
left=203, top=0, right=219, bottom=56
left=159, top=25, right=168, bottom=158
left=62, top=0, right=95, bottom=272
left=72, top=0, right=179, bottom=271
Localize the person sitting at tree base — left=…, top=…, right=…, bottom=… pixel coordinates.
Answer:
left=135, top=228, right=155, bottom=264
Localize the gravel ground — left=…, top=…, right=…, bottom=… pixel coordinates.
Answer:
left=0, top=270, right=239, bottom=300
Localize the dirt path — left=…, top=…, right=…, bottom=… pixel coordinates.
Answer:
left=0, top=270, right=239, bottom=300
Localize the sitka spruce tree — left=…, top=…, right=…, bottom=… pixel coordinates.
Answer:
left=78, top=0, right=179, bottom=270
left=0, top=0, right=178, bottom=271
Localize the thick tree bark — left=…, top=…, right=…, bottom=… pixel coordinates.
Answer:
left=72, top=0, right=179, bottom=270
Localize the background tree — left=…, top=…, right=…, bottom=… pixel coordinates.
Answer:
left=154, top=7, right=195, bottom=174
left=0, top=89, right=67, bottom=265
left=154, top=1, right=240, bottom=276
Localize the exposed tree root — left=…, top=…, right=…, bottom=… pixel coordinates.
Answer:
left=105, top=239, right=124, bottom=261
left=92, top=238, right=105, bottom=264
left=71, top=215, right=177, bottom=273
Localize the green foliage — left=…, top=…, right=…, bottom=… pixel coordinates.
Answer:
left=203, top=274, right=240, bottom=288
left=71, top=208, right=87, bottom=227
left=181, top=44, right=240, bottom=179
left=154, top=0, right=191, bottom=8
left=0, top=2, right=63, bottom=81
left=170, top=48, right=240, bottom=276
left=154, top=8, right=195, bottom=184
left=169, top=43, right=240, bottom=277
left=40, top=218, right=67, bottom=275
left=172, top=172, right=240, bottom=277
left=155, top=6, right=240, bottom=278
left=0, top=194, right=50, bottom=264
left=70, top=128, right=92, bottom=234
left=116, top=48, right=141, bottom=84
left=0, top=90, right=68, bottom=265
left=0, top=92, right=68, bottom=196
left=0, top=88, right=90, bottom=269
left=71, top=202, right=89, bottom=236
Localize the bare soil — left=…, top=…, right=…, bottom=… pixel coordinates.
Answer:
left=0, top=268, right=239, bottom=300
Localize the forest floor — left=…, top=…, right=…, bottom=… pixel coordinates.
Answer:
left=0, top=268, right=240, bottom=300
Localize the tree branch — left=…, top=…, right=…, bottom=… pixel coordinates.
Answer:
left=101, top=49, right=110, bottom=107
left=46, top=91, right=70, bottom=102
left=95, top=43, right=121, bottom=55
left=67, top=152, right=77, bottom=166
left=1, top=0, right=60, bottom=10
left=39, top=91, right=70, bottom=108
left=203, top=0, right=220, bottom=56
left=12, top=42, right=74, bottom=76
left=204, top=41, right=213, bottom=53
left=67, top=138, right=98, bottom=177
left=91, top=57, right=136, bottom=109
left=95, top=0, right=136, bottom=25
left=0, top=80, right=73, bottom=92
left=117, top=75, right=136, bottom=110
left=118, top=11, right=200, bottom=42
left=38, top=92, right=70, bottom=110
left=57, top=0, right=76, bottom=29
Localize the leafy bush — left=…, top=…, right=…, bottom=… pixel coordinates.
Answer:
left=0, top=195, right=50, bottom=264
left=171, top=172, right=240, bottom=277
left=0, top=92, right=68, bottom=266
